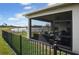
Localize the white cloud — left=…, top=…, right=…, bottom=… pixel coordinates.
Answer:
left=15, top=13, right=24, bottom=19
left=48, top=3, right=56, bottom=6
left=24, top=6, right=32, bottom=10
left=14, top=20, right=28, bottom=26
left=8, top=12, right=26, bottom=21
left=20, top=3, right=32, bottom=10
left=7, top=16, right=28, bottom=26
left=8, top=17, right=19, bottom=21
left=20, top=3, right=31, bottom=5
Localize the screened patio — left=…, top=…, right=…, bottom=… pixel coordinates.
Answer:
left=24, top=3, right=79, bottom=54
left=25, top=9, right=72, bottom=50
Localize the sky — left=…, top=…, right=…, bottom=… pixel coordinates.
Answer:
left=0, top=3, right=54, bottom=26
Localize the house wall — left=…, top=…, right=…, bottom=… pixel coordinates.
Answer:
left=72, top=4, right=79, bottom=53
left=27, top=4, right=79, bottom=53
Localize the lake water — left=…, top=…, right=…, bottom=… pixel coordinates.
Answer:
left=11, top=27, right=47, bottom=32
left=11, top=28, right=29, bottom=32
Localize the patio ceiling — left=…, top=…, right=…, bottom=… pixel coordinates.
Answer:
left=31, top=11, right=72, bottom=22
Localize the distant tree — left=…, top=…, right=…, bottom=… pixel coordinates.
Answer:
left=2, top=23, right=7, bottom=26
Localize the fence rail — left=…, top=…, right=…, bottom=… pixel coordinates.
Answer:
left=2, top=30, right=78, bottom=55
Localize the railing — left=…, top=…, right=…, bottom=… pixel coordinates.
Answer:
left=2, top=30, right=78, bottom=55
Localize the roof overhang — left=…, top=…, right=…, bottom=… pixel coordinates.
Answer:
left=23, top=3, right=76, bottom=22
left=23, top=3, right=73, bottom=18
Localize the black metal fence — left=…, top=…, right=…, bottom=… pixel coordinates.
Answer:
left=2, top=30, right=78, bottom=55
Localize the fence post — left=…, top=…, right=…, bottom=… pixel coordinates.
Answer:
left=20, top=35, right=22, bottom=55
left=10, top=33, right=13, bottom=46
left=54, top=41, right=57, bottom=55
left=2, top=30, right=3, bottom=37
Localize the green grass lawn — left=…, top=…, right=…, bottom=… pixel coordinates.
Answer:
left=0, top=27, right=16, bottom=55
left=0, top=36, right=16, bottom=55
left=2, top=29, right=54, bottom=55
left=0, top=26, right=66, bottom=55
left=0, top=26, right=53, bottom=55
left=14, top=32, right=28, bottom=38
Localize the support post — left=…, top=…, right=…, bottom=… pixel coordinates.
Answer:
left=20, top=35, right=22, bottom=55
left=54, top=41, right=57, bottom=55
left=28, top=19, right=32, bottom=39
left=51, top=21, right=55, bottom=32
